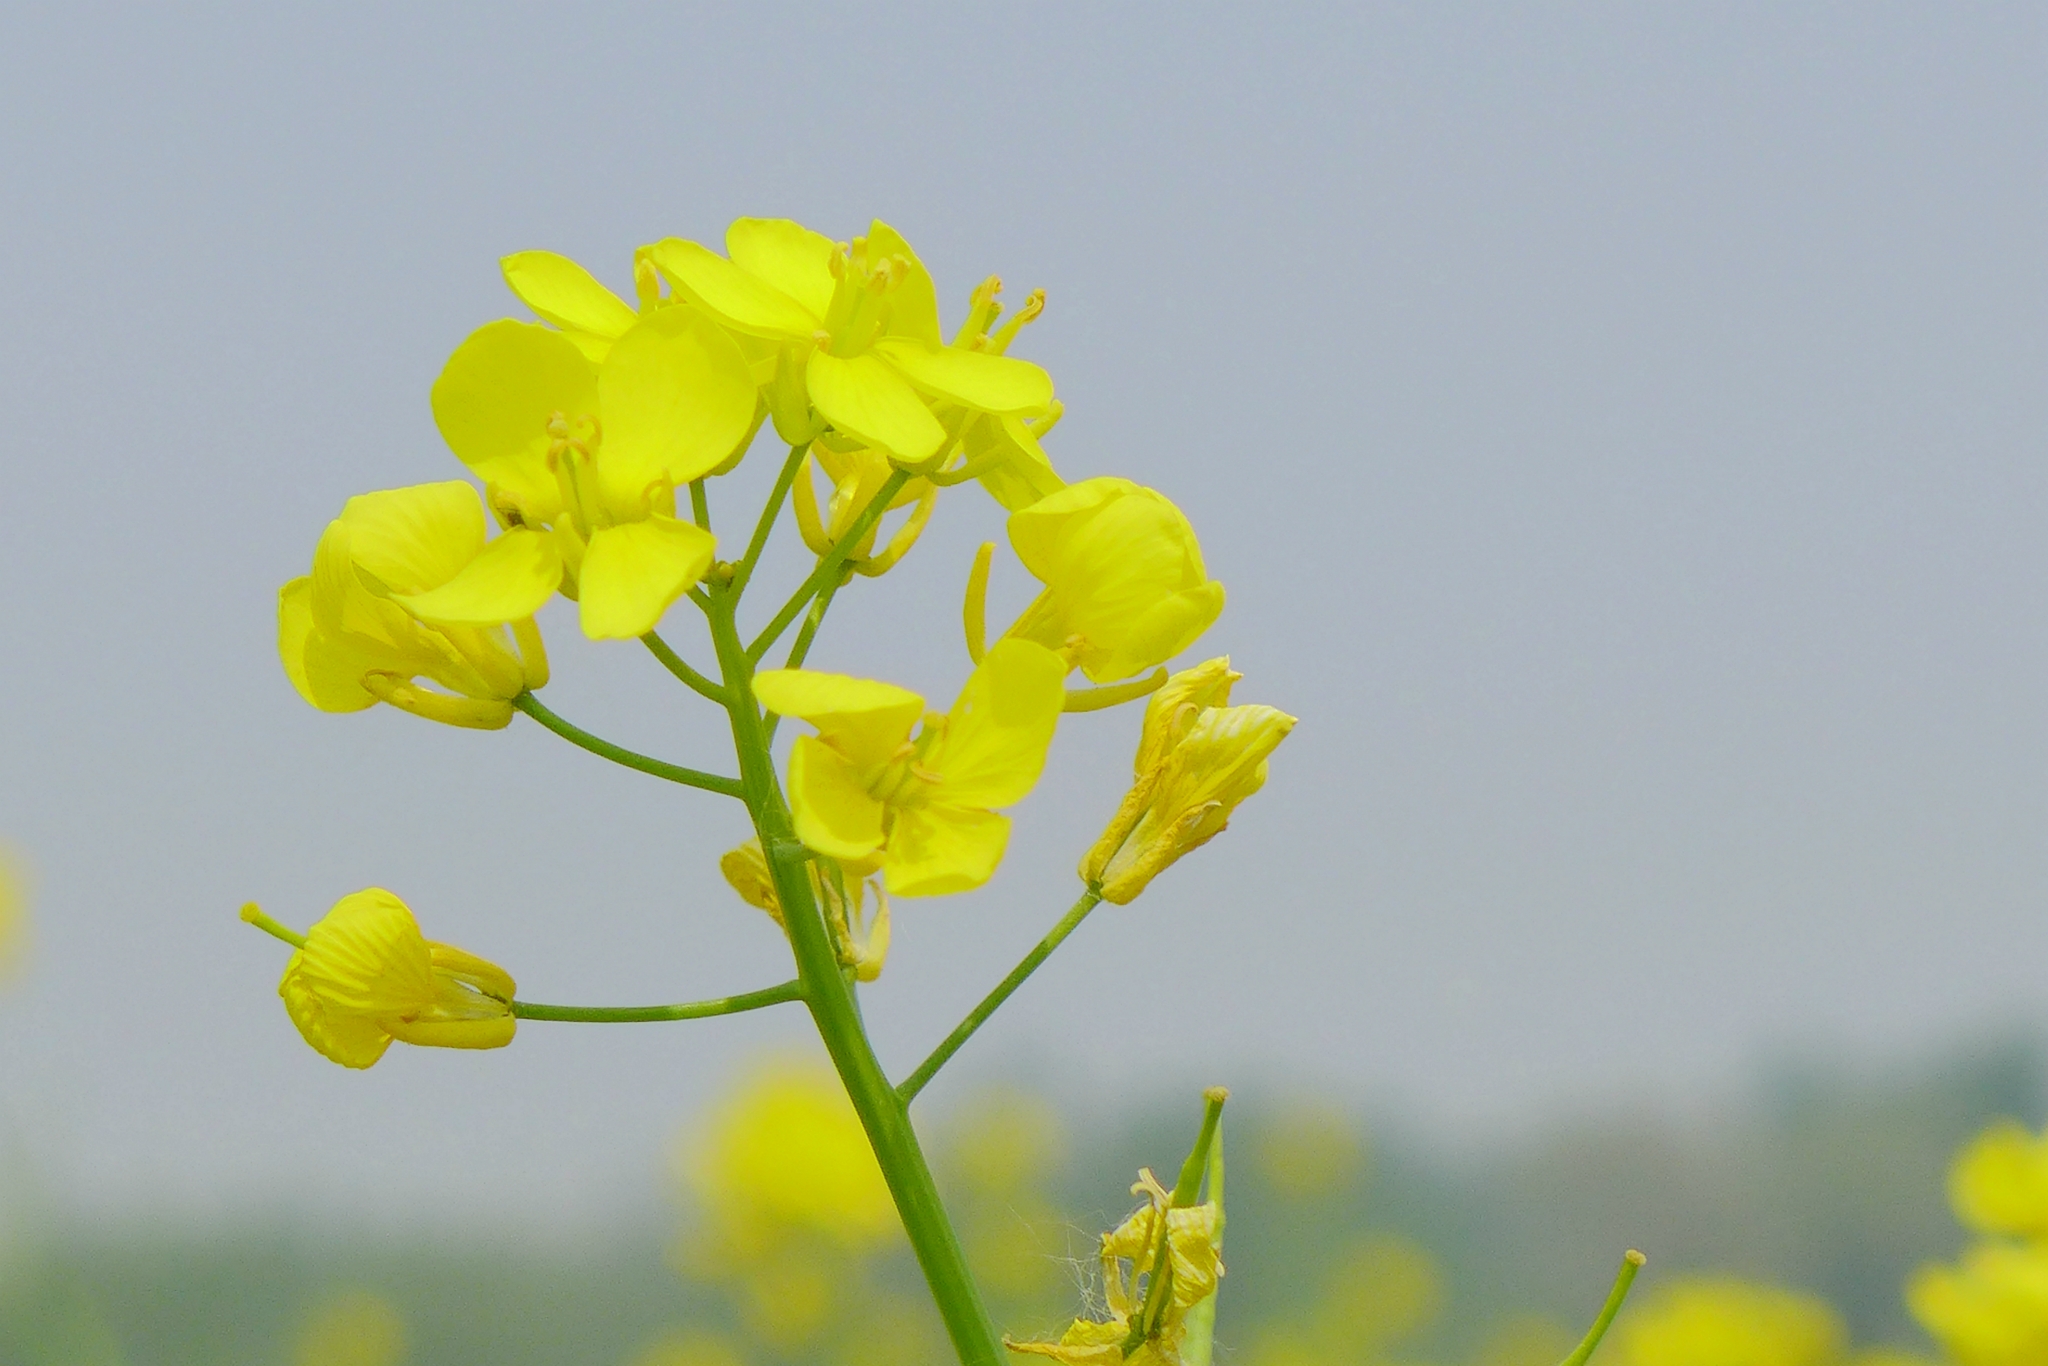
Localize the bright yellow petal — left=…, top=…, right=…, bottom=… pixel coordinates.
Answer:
left=597, top=306, right=761, bottom=490
left=393, top=528, right=562, bottom=627
left=788, top=734, right=886, bottom=860
left=280, top=954, right=393, bottom=1069
left=873, top=338, right=1054, bottom=416
left=752, top=670, right=924, bottom=771
left=970, top=413, right=1066, bottom=512
left=430, top=320, right=593, bottom=515
left=726, top=218, right=837, bottom=321
left=337, top=482, right=487, bottom=595
left=1005, top=476, right=1130, bottom=582
left=807, top=350, right=945, bottom=465
left=885, top=806, right=1010, bottom=897
left=278, top=578, right=377, bottom=712
left=385, top=1016, right=516, bottom=1050
left=500, top=250, right=639, bottom=339
left=644, top=237, right=818, bottom=340
left=1083, top=582, right=1226, bottom=684
left=929, top=640, right=1065, bottom=808
left=296, top=889, right=436, bottom=1016
left=575, top=515, right=718, bottom=639
left=867, top=220, right=943, bottom=347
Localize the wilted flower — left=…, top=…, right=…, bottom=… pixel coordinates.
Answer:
left=720, top=838, right=890, bottom=981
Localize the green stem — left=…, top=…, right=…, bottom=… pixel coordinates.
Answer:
left=641, top=631, right=728, bottom=704
left=512, top=693, right=743, bottom=799
left=747, top=468, right=910, bottom=661
left=705, top=587, right=1004, bottom=1366
left=511, top=979, right=802, bottom=1022
left=1559, top=1251, right=1646, bottom=1366
left=763, top=565, right=850, bottom=746
left=897, top=889, right=1103, bottom=1104
left=731, top=443, right=807, bottom=597
left=689, top=478, right=711, bottom=530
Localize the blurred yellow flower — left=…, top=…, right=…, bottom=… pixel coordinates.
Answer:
left=1000, top=479, right=1225, bottom=686
left=1082, top=659, right=1294, bottom=904
left=1951, top=1121, right=2048, bottom=1239
left=1908, top=1240, right=2048, bottom=1366
left=625, top=1329, right=747, bottom=1366
left=683, top=1057, right=896, bottom=1253
left=280, top=482, right=552, bottom=729
left=754, top=639, right=1066, bottom=897
left=1252, top=1100, right=1366, bottom=1201
left=244, top=890, right=515, bottom=1069
left=430, top=302, right=757, bottom=638
left=1612, top=1277, right=1846, bottom=1366
left=647, top=218, right=1054, bottom=467
left=292, top=1288, right=406, bottom=1366
left=0, top=845, right=30, bottom=987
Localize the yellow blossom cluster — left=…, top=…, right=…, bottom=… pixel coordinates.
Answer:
left=1907, top=1122, right=2048, bottom=1365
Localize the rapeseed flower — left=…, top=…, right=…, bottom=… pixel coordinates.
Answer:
left=1909, top=1242, right=2048, bottom=1366
left=1951, top=1121, right=2048, bottom=1239
left=1082, top=659, right=1294, bottom=903
left=499, top=249, right=646, bottom=362
left=242, top=890, right=515, bottom=1069
left=790, top=434, right=938, bottom=577
left=1007, top=1168, right=1223, bottom=1366
left=753, top=639, right=1066, bottom=897
left=430, top=300, right=758, bottom=638
left=720, top=838, right=891, bottom=981
left=647, top=218, right=1054, bottom=467
left=279, top=481, right=551, bottom=729
left=995, top=478, right=1225, bottom=686
left=1611, top=1277, right=1845, bottom=1366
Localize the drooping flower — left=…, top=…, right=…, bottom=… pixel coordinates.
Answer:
left=646, top=218, right=1055, bottom=468
left=279, top=481, right=553, bottom=729
left=1082, top=658, right=1294, bottom=904
left=720, top=838, right=891, bottom=981
left=996, top=478, right=1225, bottom=686
left=430, top=299, right=759, bottom=638
left=752, top=639, right=1066, bottom=896
left=242, top=890, right=515, bottom=1069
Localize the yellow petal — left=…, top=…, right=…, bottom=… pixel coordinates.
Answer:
left=337, top=482, right=487, bottom=595
left=867, top=220, right=943, bottom=347
left=884, top=806, right=1010, bottom=897
left=500, top=250, right=638, bottom=339
left=1952, top=1122, right=2048, bottom=1237
left=598, top=307, right=760, bottom=489
left=873, top=338, right=1054, bottom=416
left=279, top=954, right=393, bottom=1069
left=752, top=669, right=924, bottom=771
left=788, top=734, right=887, bottom=860
left=385, top=1015, right=517, bottom=1050
left=1085, top=583, right=1226, bottom=685
left=644, top=236, right=819, bottom=339
left=929, top=640, right=1065, bottom=808
left=575, top=515, right=717, bottom=639
left=278, top=578, right=377, bottom=712
left=726, top=218, right=837, bottom=321
left=807, top=350, right=945, bottom=465
left=430, top=320, right=593, bottom=516
left=393, top=527, right=562, bottom=627
left=296, top=889, right=436, bottom=1016
left=971, top=413, right=1066, bottom=512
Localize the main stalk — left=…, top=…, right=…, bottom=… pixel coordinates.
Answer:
left=704, top=586, right=1005, bottom=1366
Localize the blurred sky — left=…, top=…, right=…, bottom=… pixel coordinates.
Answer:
left=0, top=4, right=2041, bottom=1229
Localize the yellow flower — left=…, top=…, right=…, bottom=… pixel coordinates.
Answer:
left=279, top=481, right=552, bottom=729
left=719, top=838, right=891, bottom=981
left=683, top=1057, right=896, bottom=1253
left=789, top=434, right=939, bottom=578
left=1952, top=1121, right=2048, bottom=1239
left=1082, top=659, right=1294, bottom=903
left=498, top=249, right=646, bottom=362
left=1909, top=1241, right=2048, bottom=1366
left=0, top=845, right=28, bottom=987
left=292, top=1289, right=407, bottom=1366
left=243, top=890, right=516, bottom=1070
left=999, top=478, right=1225, bottom=686
left=646, top=218, right=1055, bottom=468
left=1611, top=1277, right=1846, bottom=1366
left=1007, top=1168, right=1224, bottom=1366
left=753, top=638, right=1066, bottom=897
left=430, top=299, right=759, bottom=639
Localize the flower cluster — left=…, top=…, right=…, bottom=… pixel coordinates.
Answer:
left=1908, top=1122, right=2048, bottom=1365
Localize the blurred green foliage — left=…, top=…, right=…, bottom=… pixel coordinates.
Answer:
left=1, top=1034, right=2034, bottom=1365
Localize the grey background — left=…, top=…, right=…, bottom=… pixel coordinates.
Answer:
left=0, top=4, right=2040, bottom=1230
